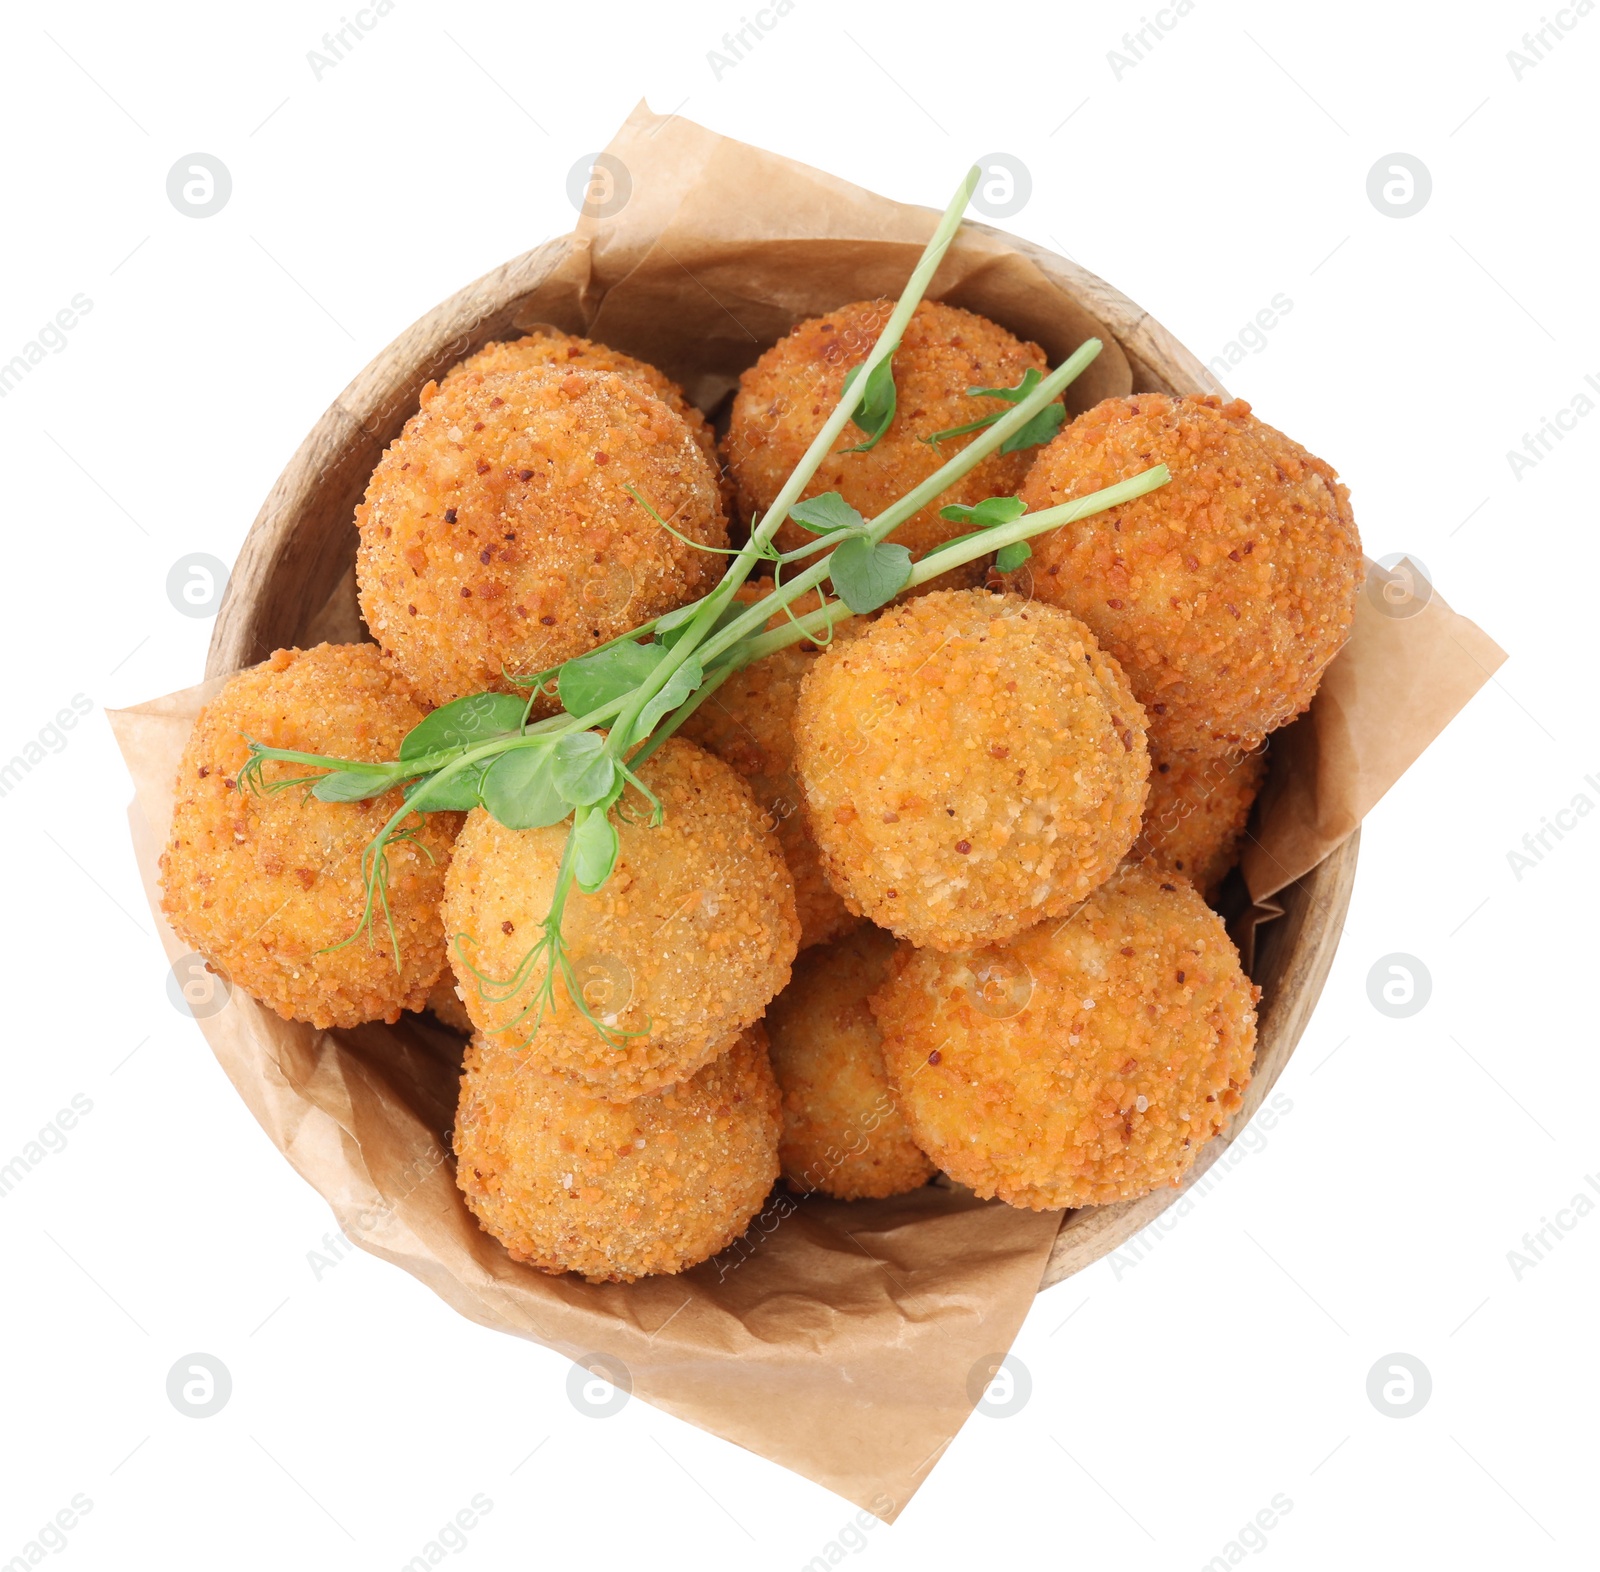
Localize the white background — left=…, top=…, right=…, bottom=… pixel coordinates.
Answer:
left=1, top=0, right=1594, bottom=1567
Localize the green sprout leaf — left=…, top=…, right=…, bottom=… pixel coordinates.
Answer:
left=653, top=600, right=700, bottom=638
left=405, top=765, right=487, bottom=811
left=636, top=657, right=704, bottom=737
left=557, top=640, right=659, bottom=718
left=828, top=536, right=912, bottom=614
left=789, top=492, right=867, bottom=536
left=841, top=356, right=898, bottom=453
left=552, top=731, right=616, bottom=806
left=400, top=691, right=527, bottom=760
left=571, top=807, right=620, bottom=893
left=656, top=598, right=749, bottom=649
left=480, top=745, right=568, bottom=830
left=274, top=166, right=1168, bottom=1064
left=920, top=369, right=1064, bottom=454
left=965, top=369, right=1044, bottom=403
left=921, top=494, right=1031, bottom=567
left=309, top=766, right=401, bottom=803
left=938, top=495, right=1028, bottom=529
left=999, top=403, right=1065, bottom=454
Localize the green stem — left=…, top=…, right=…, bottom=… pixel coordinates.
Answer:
left=244, top=744, right=412, bottom=775
left=863, top=337, right=1101, bottom=544
left=626, top=663, right=736, bottom=771
left=728, top=464, right=1172, bottom=667
left=604, top=167, right=982, bottom=756
left=743, top=165, right=980, bottom=559
left=510, top=614, right=669, bottom=705
left=686, top=336, right=1105, bottom=675
left=900, top=464, right=1171, bottom=579
left=604, top=572, right=738, bottom=756
left=312, top=167, right=1165, bottom=1028
left=248, top=686, right=635, bottom=789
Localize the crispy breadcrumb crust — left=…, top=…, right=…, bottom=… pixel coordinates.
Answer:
left=870, top=865, right=1259, bottom=1209
left=793, top=590, right=1150, bottom=952
left=764, top=924, right=936, bottom=1200
left=1134, top=745, right=1268, bottom=902
left=159, top=644, right=460, bottom=1029
left=441, top=738, right=799, bottom=1101
left=454, top=1025, right=781, bottom=1282
left=356, top=367, right=726, bottom=707
left=725, top=299, right=1055, bottom=567
left=680, top=584, right=865, bottom=950
left=1014, top=393, right=1363, bottom=753
left=442, top=331, right=729, bottom=508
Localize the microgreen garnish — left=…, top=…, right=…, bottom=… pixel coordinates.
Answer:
left=634, top=656, right=703, bottom=735
left=448, top=820, right=649, bottom=1048
left=405, top=765, right=486, bottom=811
left=785, top=493, right=912, bottom=611
left=840, top=354, right=898, bottom=452
left=557, top=641, right=660, bottom=716
left=919, top=368, right=1066, bottom=453
left=827, top=537, right=913, bottom=613
left=922, top=494, right=1034, bottom=571
left=624, top=484, right=759, bottom=558
left=243, top=165, right=1173, bottom=1049
left=479, top=744, right=565, bottom=829
left=402, top=691, right=528, bottom=756
left=789, top=492, right=866, bottom=535
left=656, top=598, right=748, bottom=648
left=571, top=804, right=620, bottom=893
left=938, top=495, right=1028, bottom=530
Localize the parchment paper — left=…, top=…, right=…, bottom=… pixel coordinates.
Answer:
left=551, top=101, right=1132, bottom=418
left=107, top=108, right=1504, bottom=1520
left=1241, top=558, right=1505, bottom=900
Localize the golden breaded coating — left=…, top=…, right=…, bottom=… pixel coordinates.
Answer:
left=870, top=865, right=1259, bottom=1209
left=725, top=299, right=1056, bottom=567
left=442, top=331, right=728, bottom=506
left=1133, top=744, right=1267, bottom=902
left=793, top=589, right=1149, bottom=952
left=680, top=583, right=865, bottom=950
left=160, top=644, right=460, bottom=1029
left=441, top=738, right=799, bottom=1100
left=1015, top=394, right=1363, bottom=753
left=765, top=925, right=936, bottom=1200
left=356, top=367, right=726, bottom=707
left=454, top=1024, right=780, bottom=1282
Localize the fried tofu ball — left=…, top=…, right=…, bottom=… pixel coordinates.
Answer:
left=441, top=738, right=799, bottom=1101
left=1014, top=394, right=1363, bottom=753
left=454, top=1024, right=781, bottom=1282
left=1134, top=745, right=1267, bottom=902
left=680, top=584, right=865, bottom=950
left=725, top=299, right=1057, bottom=569
left=442, top=331, right=728, bottom=507
left=871, top=865, right=1259, bottom=1209
left=793, top=589, right=1149, bottom=952
left=357, top=367, right=727, bottom=707
left=765, top=925, right=936, bottom=1200
left=160, top=644, right=460, bottom=1029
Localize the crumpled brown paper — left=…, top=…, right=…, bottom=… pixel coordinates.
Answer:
left=108, top=107, right=1504, bottom=1520
left=566, top=107, right=1132, bottom=421
left=114, top=725, right=1057, bottom=1520
left=1241, top=558, right=1506, bottom=900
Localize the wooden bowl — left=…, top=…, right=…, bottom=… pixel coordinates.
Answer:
left=208, top=231, right=1358, bottom=1295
